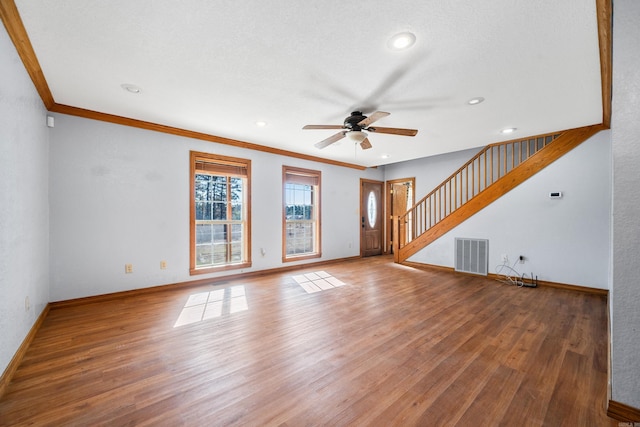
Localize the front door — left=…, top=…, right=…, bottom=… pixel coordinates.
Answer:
left=361, top=179, right=383, bottom=257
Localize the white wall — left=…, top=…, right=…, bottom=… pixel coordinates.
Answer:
left=0, top=25, right=50, bottom=375
left=385, top=132, right=611, bottom=289
left=611, top=0, right=640, bottom=409
left=49, top=114, right=382, bottom=301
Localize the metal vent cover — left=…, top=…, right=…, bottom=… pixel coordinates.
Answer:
left=455, top=238, right=488, bottom=276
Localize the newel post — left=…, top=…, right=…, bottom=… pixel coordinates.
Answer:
left=393, top=215, right=400, bottom=263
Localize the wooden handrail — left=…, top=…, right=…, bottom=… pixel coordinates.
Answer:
left=397, top=131, right=562, bottom=250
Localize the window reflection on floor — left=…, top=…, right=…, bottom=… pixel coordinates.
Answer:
left=174, top=285, right=248, bottom=327
left=292, top=271, right=346, bottom=294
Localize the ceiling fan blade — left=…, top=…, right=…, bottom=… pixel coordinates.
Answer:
left=358, top=111, right=390, bottom=127
left=314, top=131, right=346, bottom=149
left=303, top=124, right=344, bottom=130
left=369, top=126, right=418, bottom=137
left=360, top=138, right=372, bottom=150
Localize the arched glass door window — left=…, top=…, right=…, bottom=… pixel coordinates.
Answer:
left=367, top=191, right=377, bottom=228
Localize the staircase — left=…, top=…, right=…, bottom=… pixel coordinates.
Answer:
left=393, top=125, right=604, bottom=263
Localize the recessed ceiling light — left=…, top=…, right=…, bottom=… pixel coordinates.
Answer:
left=255, top=121, right=267, bottom=127
left=501, top=127, right=517, bottom=134
left=121, top=84, right=141, bottom=94
left=468, top=97, right=485, bottom=105
left=388, top=32, right=416, bottom=50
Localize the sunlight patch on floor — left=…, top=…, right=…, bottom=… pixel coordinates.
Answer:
left=174, top=285, right=248, bottom=327
left=292, top=271, right=346, bottom=294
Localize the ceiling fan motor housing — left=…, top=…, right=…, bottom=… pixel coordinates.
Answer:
left=344, top=111, right=367, bottom=131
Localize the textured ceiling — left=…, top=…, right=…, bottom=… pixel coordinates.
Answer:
left=14, top=0, right=603, bottom=167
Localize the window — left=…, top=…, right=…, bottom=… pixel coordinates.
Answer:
left=190, top=151, right=251, bottom=274
left=283, top=166, right=321, bottom=261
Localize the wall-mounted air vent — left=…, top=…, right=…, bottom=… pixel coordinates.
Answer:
left=455, top=238, right=488, bottom=276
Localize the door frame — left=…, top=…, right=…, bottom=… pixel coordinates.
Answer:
left=386, top=177, right=415, bottom=254
left=360, top=178, right=384, bottom=257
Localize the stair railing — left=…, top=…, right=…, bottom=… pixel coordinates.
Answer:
left=397, top=132, right=561, bottom=251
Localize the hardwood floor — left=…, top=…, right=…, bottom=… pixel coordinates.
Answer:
left=0, top=256, right=616, bottom=426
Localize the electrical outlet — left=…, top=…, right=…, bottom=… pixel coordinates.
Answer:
left=501, top=254, right=508, bottom=263
left=125, top=264, right=133, bottom=273
left=160, top=260, right=167, bottom=270
left=519, top=255, right=525, bottom=264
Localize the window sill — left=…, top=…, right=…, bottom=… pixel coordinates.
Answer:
left=190, top=261, right=252, bottom=276
left=282, top=253, right=321, bottom=263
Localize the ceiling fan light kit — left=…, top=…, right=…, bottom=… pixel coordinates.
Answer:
left=347, top=131, right=368, bottom=143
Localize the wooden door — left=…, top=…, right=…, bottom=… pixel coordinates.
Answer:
left=390, top=183, right=407, bottom=253
left=387, top=178, right=415, bottom=254
left=361, top=179, right=383, bottom=257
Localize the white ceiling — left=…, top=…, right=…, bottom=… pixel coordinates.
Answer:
left=14, top=0, right=603, bottom=167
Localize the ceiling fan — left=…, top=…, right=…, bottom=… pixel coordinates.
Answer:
left=303, top=111, right=418, bottom=150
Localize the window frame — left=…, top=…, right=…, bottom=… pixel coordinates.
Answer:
left=190, top=151, right=251, bottom=275
left=282, top=166, right=321, bottom=262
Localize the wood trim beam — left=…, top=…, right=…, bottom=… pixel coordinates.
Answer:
left=596, top=0, right=612, bottom=128
left=0, top=303, right=50, bottom=399
left=608, top=400, right=640, bottom=422
left=50, top=104, right=366, bottom=170
left=0, top=0, right=54, bottom=109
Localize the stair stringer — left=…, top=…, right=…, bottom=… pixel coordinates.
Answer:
left=395, top=125, right=605, bottom=263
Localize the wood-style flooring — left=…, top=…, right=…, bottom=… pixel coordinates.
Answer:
left=0, top=256, right=615, bottom=426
